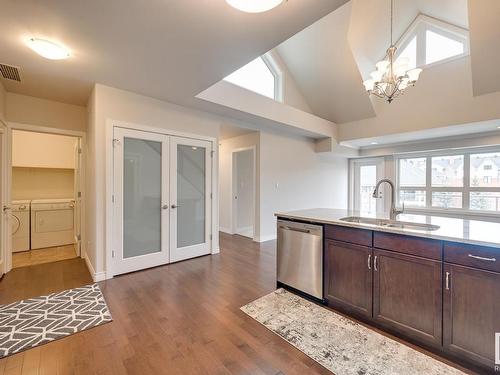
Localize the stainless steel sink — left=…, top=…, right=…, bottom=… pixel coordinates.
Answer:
left=340, top=216, right=440, bottom=231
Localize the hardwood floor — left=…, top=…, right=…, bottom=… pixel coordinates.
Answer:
left=12, top=244, right=78, bottom=269
left=0, top=233, right=468, bottom=375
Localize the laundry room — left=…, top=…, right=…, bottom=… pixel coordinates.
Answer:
left=10, top=130, right=82, bottom=268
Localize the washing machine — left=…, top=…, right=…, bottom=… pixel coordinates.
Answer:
left=30, top=199, right=75, bottom=249
left=11, top=200, right=31, bottom=253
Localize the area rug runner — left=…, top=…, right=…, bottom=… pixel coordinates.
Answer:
left=0, top=284, right=112, bottom=358
left=241, top=289, right=465, bottom=375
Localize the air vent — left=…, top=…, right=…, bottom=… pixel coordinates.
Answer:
left=0, top=63, right=21, bottom=82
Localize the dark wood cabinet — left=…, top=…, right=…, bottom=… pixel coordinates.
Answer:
left=373, top=249, right=442, bottom=347
left=324, top=239, right=373, bottom=319
left=323, top=225, right=500, bottom=371
left=443, top=263, right=500, bottom=369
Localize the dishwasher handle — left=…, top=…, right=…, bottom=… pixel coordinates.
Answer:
left=282, top=226, right=311, bottom=234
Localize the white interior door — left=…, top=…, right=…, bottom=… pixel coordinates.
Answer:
left=113, top=128, right=170, bottom=275
left=170, top=136, right=212, bottom=262
left=232, top=149, right=255, bottom=238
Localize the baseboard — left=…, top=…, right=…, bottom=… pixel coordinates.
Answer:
left=83, top=252, right=107, bottom=282
left=219, top=227, right=233, bottom=235
left=256, top=234, right=277, bottom=243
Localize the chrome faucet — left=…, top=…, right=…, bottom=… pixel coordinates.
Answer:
left=372, top=178, right=404, bottom=220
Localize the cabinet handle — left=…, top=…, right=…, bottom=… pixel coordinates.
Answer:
left=368, top=254, right=372, bottom=270
left=468, top=254, right=496, bottom=262
left=445, top=272, right=450, bottom=290
left=374, top=255, right=378, bottom=272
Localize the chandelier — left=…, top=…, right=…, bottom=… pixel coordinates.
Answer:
left=363, top=0, right=422, bottom=103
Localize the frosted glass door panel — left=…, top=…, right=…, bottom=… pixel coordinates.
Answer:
left=123, top=138, right=162, bottom=258
left=177, top=145, right=205, bottom=248
left=170, top=137, right=211, bottom=263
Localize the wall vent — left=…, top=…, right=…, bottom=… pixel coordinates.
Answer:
left=0, top=63, right=21, bottom=82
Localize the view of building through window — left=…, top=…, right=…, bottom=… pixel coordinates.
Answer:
left=359, top=165, right=377, bottom=214
left=397, top=151, right=500, bottom=212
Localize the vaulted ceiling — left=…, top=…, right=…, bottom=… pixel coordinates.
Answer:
left=0, top=0, right=347, bottom=106
left=275, top=0, right=472, bottom=125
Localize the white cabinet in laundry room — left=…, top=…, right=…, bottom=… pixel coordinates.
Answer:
left=12, top=130, right=77, bottom=169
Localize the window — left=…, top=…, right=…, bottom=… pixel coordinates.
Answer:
left=223, top=54, right=282, bottom=101
left=397, top=150, right=500, bottom=214
left=394, top=15, right=469, bottom=69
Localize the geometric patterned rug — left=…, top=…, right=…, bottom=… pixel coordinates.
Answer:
left=241, top=289, right=466, bottom=375
left=0, top=284, right=112, bottom=358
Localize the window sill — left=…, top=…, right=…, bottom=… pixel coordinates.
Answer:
left=403, top=207, right=500, bottom=221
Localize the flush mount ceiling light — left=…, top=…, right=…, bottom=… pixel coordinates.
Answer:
left=226, top=0, right=285, bottom=13
left=363, top=0, right=422, bottom=103
left=27, top=38, right=70, bottom=60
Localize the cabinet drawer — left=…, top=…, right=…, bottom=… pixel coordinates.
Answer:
left=444, top=242, right=500, bottom=273
left=373, top=232, right=442, bottom=260
left=324, top=225, right=372, bottom=247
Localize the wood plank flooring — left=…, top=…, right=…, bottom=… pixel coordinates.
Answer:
left=12, top=244, right=78, bottom=269
left=0, top=233, right=468, bottom=375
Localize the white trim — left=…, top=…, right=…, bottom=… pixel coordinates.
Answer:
left=349, top=157, right=386, bottom=214
left=83, top=251, right=106, bottom=282
left=393, top=14, right=469, bottom=71
left=0, top=122, right=8, bottom=275
left=219, top=226, right=233, bottom=235
left=105, top=119, right=219, bottom=279
left=231, top=146, right=257, bottom=241
left=262, top=52, right=284, bottom=103
left=2, top=122, right=86, bottom=275
left=256, top=234, right=276, bottom=243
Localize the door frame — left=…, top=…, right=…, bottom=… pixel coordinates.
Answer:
left=2, top=122, right=86, bottom=275
left=0, top=120, right=8, bottom=275
left=105, top=120, right=218, bottom=279
left=231, top=146, right=256, bottom=240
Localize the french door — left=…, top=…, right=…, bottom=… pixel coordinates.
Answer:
left=351, top=158, right=385, bottom=215
left=113, top=128, right=212, bottom=275
left=169, top=136, right=212, bottom=262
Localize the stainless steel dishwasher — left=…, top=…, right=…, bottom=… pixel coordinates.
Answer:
left=277, top=219, right=323, bottom=300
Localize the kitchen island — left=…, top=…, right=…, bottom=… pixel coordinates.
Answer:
left=276, top=208, right=500, bottom=373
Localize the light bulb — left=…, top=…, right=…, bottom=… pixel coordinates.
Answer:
left=226, top=0, right=285, bottom=13
left=407, top=68, right=423, bottom=82
left=363, top=79, right=375, bottom=91
left=27, top=38, right=70, bottom=60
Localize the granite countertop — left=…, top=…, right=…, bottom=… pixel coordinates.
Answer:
left=275, top=208, right=500, bottom=249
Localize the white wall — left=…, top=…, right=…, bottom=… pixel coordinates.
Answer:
left=87, top=84, right=221, bottom=275
left=259, top=132, right=348, bottom=241
left=12, top=130, right=77, bottom=169
left=338, top=57, right=500, bottom=141
left=219, top=132, right=260, bottom=237
left=6, top=93, right=86, bottom=131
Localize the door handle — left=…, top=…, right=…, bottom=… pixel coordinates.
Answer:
left=283, top=226, right=310, bottom=234
left=374, top=255, right=378, bottom=271
left=468, top=254, right=496, bottom=262
left=2, top=205, right=11, bottom=213
left=171, top=204, right=178, bottom=209
left=368, top=254, right=372, bottom=270
left=162, top=205, right=169, bottom=210
left=445, top=272, right=451, bottom=290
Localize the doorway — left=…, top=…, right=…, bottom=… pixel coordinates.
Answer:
left=112, top=127, right=213, bottom=275
left=0, top=122, right=6, bottom=275
left=350, top=158, right=386, bottom=215
left=7, top=128, right=84, bottom=270
left=232, top=148, right=255, bottom=239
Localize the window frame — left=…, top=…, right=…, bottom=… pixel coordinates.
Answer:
left=223, top=53, right=283, bottom=102
left=395, top=14, right=470, bottom=70
left=349, top=157, right=386, bottom=215
left=395, top=147, right=500, bottom=217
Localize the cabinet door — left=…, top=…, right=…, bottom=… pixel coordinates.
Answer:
left=373, top=249, right=442, bottom=347
left=443, top=263, right=500, bottom=368
left=325, top=240, right=373, bottom=318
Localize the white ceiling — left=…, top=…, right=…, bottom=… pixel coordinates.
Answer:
left=0, top=0, right=347, bottom=106
left=276, top=2, right=375, bottom=124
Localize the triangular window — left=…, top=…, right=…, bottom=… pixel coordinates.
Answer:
left=394, top=15, right=469, bottom=69
left=425, top=30, right=465, bottom=65
left=224, top=55, right=282, bottom=101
